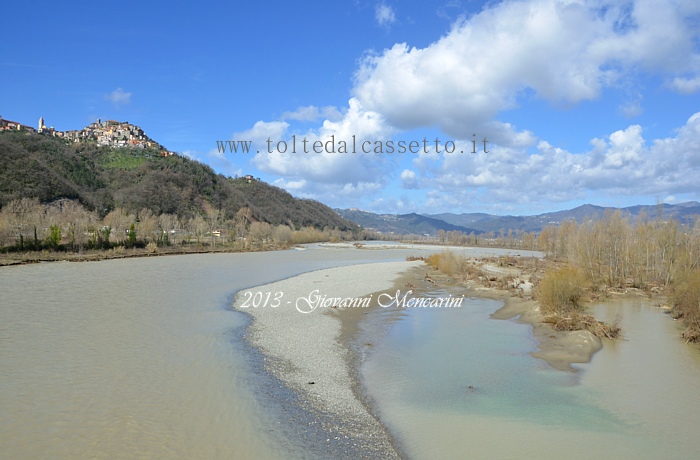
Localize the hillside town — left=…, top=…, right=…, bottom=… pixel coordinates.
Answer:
left=0, top=115, right=175, bottom=156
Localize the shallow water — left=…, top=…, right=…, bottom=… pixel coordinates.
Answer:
left=2, top=244, right=542, bottom=459
left=361, top=295, right=700, bottom=459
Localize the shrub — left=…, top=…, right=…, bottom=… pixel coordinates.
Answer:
left=537, top=266, right=588, bottom=314
left=670, top=268, right=700, bottom=342
left=425, top=250, right=483, bottom=281
left=146, top=241, right=158, bottom=254
left=426, top=253, right=441, bottom=269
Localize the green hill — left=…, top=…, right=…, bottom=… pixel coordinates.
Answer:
left=0, top=129, right=357, bottom=231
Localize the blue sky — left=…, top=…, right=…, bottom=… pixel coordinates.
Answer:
left=3, top=0, right=700, bottom=215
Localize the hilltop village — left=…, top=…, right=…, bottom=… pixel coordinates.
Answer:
left=0, top=115, right=175, bottom=156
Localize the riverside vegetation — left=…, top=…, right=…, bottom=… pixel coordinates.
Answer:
left=0, top=130, right=361, bottom=264
left=0, top=196, right=357, bottom=265
left=418, top=209, right=700, bottom=343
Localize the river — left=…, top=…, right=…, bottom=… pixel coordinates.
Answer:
left=1, top=245, right=698, bottom=459
left=361, top=296, right=700, bottom=459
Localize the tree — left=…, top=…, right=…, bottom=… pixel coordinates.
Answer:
left=248, top=222, right=272, bottom=247
left=205, top=206, right=221, bottom=247
left=128, top=223, right=137, bottom=247
left=0, top=208, right=9, bottom=248
left=138, top=208, right=159, bottom=243
left=5, top=198, right=41, bottom=249
left=235, top=207, right=252, bottom=239
left=47, top=225, right=62, bottom=249
left=188, top=215, right=207, bottom=244
left=61, top=200, right=94, bottom=252
left=104, top=208, right=135, bottom=245
left=158, top=213, right=178, bottom=246
left=272, top=225, right=292, bottom=246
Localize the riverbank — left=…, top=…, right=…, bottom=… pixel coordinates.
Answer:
left=230, top=255, right=613, bottom=458
left=401, top=262, right=607, bottom=370
left=231, top=261, right=424, bottom=459
left=0, top=241, right=541, bottom=267
left=0, top=244, right=285, bottom=266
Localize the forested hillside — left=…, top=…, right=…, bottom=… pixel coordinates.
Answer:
left=0, top=130, right=356, bottom=231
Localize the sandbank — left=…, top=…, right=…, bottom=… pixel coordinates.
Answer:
left=232, top=260, right=423, bottom=459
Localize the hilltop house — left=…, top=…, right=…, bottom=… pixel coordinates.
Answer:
left=0, top=116, right=35, bottom=132
left=2, top=115, right=176, bottom=156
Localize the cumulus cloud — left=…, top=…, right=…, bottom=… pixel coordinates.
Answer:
left=414, top=112, right=700, bottom=210
left=375, top=3, right=396, bottom=27
left=229, top=0, right=700, bottom=211
left=400, top=169, right=419, bottom=189
left=104, top=87, right=132, bottom=106
left=227, top=98, right=399, bottom=206
left=353, top=0, right=700, bottom=142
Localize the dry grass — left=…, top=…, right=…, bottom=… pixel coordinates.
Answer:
left=536, top=266, right=588, bottom=315
left=423, top=250, right=484, bottom=282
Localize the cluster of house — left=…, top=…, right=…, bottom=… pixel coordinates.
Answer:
left=0, top=115, right=175, bottom=156
left=0, top=115, right=35, bottom=132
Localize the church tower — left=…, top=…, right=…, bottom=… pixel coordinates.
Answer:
left=38, top=117, right=45, bottom=133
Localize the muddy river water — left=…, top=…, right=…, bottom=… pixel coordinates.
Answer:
left=1, top=245, right=698, bottom=459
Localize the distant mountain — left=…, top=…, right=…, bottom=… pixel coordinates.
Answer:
left=428, top=204, right=611, bottom=233
left=336, top=202, right=700, bottom=235
left=0, top=129, right=357, bottom=231
left=335, top=209, right=480, bottom=235
left=428, top=203, right=700, bottom=233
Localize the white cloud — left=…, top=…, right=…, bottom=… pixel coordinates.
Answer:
left=671, top=76, right=700, bottom=94
left=400, top=169, right=419, bottom=189
left=274, top=177, right=385, bottom=207
left=369, top=195, right=419, bottom=213
left=353, top=0, right=700, bottom=142
left=412, top=112, right=700, bottom=210
left=180, top=150, right=198, bottom=160
left=375, top=3, right=396, bottom=27
left=232, top=98, right=399, bottom=206
left=234, top=120, right=290, bottom=148
left=663, top=195, right=678, bottom=204
left=104, top=87, right=132, bottom=106
left=280, top=105, right=343, bottom=122
left=619, top=99, right=644, bottom=118
left=229, top=0, right=700, bottom=212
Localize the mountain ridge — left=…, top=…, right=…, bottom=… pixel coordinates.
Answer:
left=336, top=202, right=700, bottom=235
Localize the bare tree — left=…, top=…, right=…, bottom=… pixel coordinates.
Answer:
left=235, top=207, right=252, bottom=239
left=138, top=208, right=160, bottom=244
left=104, top=208, right=136, bottom=245
left=158, top=213, right=179, bottom=245
left=61, top=200, right=95, bottom=252
left=272, top=224, right=292, bottom=246
left=205, top=206, right=221, bottom=247
left=187, top=215, right=207, bottom=244
left=5, top=198, right=42, bottom=248
left=248, top=222, right=272, bottom=248
left=0, top=207, right=10, bottom=248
